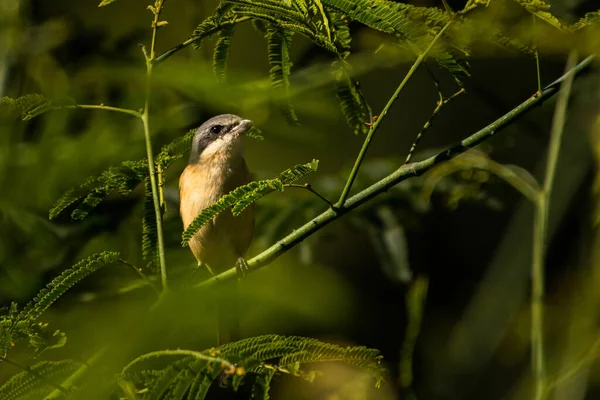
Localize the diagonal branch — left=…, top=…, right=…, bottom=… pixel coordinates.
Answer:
left=194, top=55, right=595, bottom=288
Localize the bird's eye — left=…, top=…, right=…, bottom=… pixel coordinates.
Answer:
left=209, top=125, right=223, bottom=135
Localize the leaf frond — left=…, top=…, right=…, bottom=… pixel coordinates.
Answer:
left=17, top=252, right=120, bottom=322
left=182, top=160, right=318, bottom=246
left=0, top=360, right=79, bottom=400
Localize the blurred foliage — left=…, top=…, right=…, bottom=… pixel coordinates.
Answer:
left=0, top=0, right=599, bottom=399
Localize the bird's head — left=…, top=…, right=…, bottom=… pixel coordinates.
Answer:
left=189, top=114, right=253, bottom=164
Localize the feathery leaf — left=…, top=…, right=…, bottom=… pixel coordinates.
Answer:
left=0, top=360, right=79, bottom=400
left=0, top=95, right=74, bottom=121
left=213, top=24, right=237, bottom=81
left=265, top=26, right=298, bottom=124
left=17, top=252, right=120, bottom=322
left=182, top=160, right=319, bottom=246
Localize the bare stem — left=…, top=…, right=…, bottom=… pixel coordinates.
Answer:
left=336, top=18, right=456, bottom=208
left=531, top=50, right=578, bottom=400
left=533, top=16, right=542, bottom=94
left=285, top=183, right=335, bottom=209
left=119, top=259, right=161, bottom=297
left=61, top=104, right=141, bottom=118
left=142, top=0, right=169, bottom=292
left=405, top=87, right=465, bottom=164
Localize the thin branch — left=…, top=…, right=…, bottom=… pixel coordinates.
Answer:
left=0, top=356, right=69, bottom=395
left=193, top=55, right=594, bottom=288
left=532, top=50, right=579, bottom=400
left=405, top=85, right=465, bottom=164
left=43, top=348, right=107, bottom=400
left=336, top=18, right=457, bottom=209
left=421, top=150, right=540, bottom=203
left=533, top=16, right=542, bottom=94
left=285, top=183, right=335, bottom=209
left=153, top=17, right=252, bottom=66
left=142, top=0, right=169, bottom=292
left=121, top=349, right=234, bottom=378
left=118, top=259, right=161, bottom=297
left=61, top=104, right=141, bottom=118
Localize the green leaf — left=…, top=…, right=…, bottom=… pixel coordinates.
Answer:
left=120, top=335, right=384, bottom=400
left=49, top=159, right=147, bottom=220
left=265, top=26, right=298, bottom=124
left=0, top=360, right=79, bottom=400
left=333, top=62, right=371, bottom=135
left=571, top=11, right=600, bottom=31
left=98, top=0, right=118, bottom=6
left=213, top=24, right=237, bottom=81
left=141, top=179, right=158, bottom=267
left=182, top=160, right=319, bottom=246
left=28, top=323, right=67, bottom=356
left=0, top=95, right=74, bottom=121
left=17, top=252, right=120, bottom=322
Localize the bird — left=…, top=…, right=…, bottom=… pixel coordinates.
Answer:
left=179, top=114, right=255, bottom=345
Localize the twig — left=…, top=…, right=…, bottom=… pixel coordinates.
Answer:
left=153, top=17, right=251, bottom=66
left=336, top=18, right=457, bottom=209
left=121, top=349, right=234, bottom=377
left=43, top=348, right=107, bottom=400
left=285, top=183, right=335, bottom=209
left=61, top=104, right=141, bottom=118
left=533, top=15, right=542, bottom=95
left=193, top=55, right=594, bottom=288
left=141, top=0, right=169, bottom=292
left=532, top=50, right=579, bottom=400
left=405, top=85, right=465, bottom=164
left=0, top=356, right=69, bottom=395
left=118, top=259, right=161, bottom=297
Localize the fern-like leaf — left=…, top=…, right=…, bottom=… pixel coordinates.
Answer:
left=0, top=95, right=74, bottom=121
left=265, top=26, right=298, bottom=124
left=98, top=0, right=118, bottom=6
left=141, top=179, right=158, bottom=267
left=512, top=0, right=564, bottom=30
left=120, top=335, right=384, bottom=400
left=49, top=159, right=147, bottom=220
left=182, top=160, right=318, bottom=246
left=333, top=62, right=370, bottom=135
left=251, top=367, right=276, bottom=400
left=17, top=252, right=120, bottom=322
left=156, top=128, right=197, bottom=169
left=571, top=10, right=600, bottom=31
left=213, top=24, right=236, bottom=81
left=0, top=360, right=79, bottom=400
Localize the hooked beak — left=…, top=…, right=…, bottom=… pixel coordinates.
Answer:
left=234, top=119, right=253, bottom=135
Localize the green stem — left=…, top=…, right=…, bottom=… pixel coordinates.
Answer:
left=61, top=104, right=141, bottom=118
left=532, top=50, right=578, bottom=400
left=121, top=349, right=234, bottom=377
left=0, top=356, right=68, bottom=396
left=141, top=0, right=169, bottom=292
left=153, top=17, right=251, bottom=66
left=43, top=348, right=107, bottom=400
left=193, top=55, right=593, bottom=288
left=533, top=15, right=542, bottom=94
left=285, top=183, right=335, bottom=209
left=119, top=259, right=161, bottom=297
left=336, top=19, right=455, bottom=208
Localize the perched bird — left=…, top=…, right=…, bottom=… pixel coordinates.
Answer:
left=179, top=114, right=255, bottom=344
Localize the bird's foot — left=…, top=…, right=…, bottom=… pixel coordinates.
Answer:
left=235, top=257, right=250, bottom=280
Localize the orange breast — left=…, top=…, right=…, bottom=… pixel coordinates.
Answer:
left=179, top=155, right=254, bottom=274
